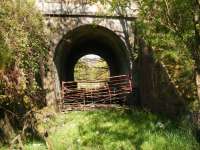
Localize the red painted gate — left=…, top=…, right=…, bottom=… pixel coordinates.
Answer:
left=59, top=75, right=133, bottom=110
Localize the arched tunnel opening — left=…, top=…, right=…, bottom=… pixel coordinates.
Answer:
left=54, top=25, right=133, bottom=109
left=54, top=25, right=131, bottom=82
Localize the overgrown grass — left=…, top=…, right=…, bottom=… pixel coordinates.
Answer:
left=43, top=108, right=199, bottom=150
left=0, top=139, right=47, bottom=150
left=23, top=140, right=47, bottom=150
left=1, top=108, right=199, bottom=150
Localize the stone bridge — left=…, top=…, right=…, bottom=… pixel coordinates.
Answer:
left=36, top=0, right=185, bottom=116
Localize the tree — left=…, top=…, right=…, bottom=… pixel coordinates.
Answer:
left=133, top=0, right=200, bottom=109
left=193, top=0, right=200, bottom=101
left=0, top=0, right=48, bottom=108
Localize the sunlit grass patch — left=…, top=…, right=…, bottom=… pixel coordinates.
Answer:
left=0, top=140, right=47, bottom=150
left=42, top=108, right=199, bottom=150
left=24, top=140, right=47, bottom=150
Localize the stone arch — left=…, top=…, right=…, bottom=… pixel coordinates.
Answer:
left=54, top=24, right=131, bottom=83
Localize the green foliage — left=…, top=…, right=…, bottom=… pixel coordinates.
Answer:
left=0, top=0, right=48, bottom=108
left=32, top=109, right=199, bottom=149
left=0, top=0, right=48, bottom=72
left=136, top=0, right=199, bottom=110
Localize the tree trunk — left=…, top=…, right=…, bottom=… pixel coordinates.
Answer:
left=194, top=0, right=200, bottom=101
left=196, top=72, right=200, bottom=101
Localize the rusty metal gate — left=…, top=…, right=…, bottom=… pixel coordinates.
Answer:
left=59, top=75, right=133, bottom=110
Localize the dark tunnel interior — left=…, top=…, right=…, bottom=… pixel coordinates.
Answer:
left=54, top=25, right=130, bottom=83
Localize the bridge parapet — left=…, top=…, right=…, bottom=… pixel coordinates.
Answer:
left=35, top=0, right=138, bottom=18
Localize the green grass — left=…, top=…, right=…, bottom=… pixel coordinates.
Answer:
left=1, top=108, right=199, bottom=150
left=23, top=140, right=47, bottom=150
left=42, top=108, right=199, bottom=150
left=0, top=139, right=47, bottom=150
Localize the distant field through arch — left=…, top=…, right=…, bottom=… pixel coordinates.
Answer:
left=74, top=54, right=110, bottom=89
